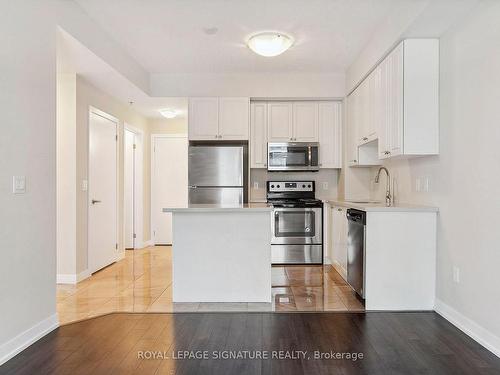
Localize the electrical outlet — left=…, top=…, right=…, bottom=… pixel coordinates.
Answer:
left=253, top=181, right=259, bottom=189
left=424, top=177, right=430, bottom=192
left=13, top=176, right=26, bottom=194
left=415, top=178, right=421, bottom=192
left=453, top=266, right=460, bottom=284
left=322, top=182, right=329, bottom=190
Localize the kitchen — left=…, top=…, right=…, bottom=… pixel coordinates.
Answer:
left=5, top=1, right=500, bottom=372
left=165, top=38, right=439, bottom=312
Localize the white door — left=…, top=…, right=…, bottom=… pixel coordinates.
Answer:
left=124, top=129, right=135, bottom=249
left=152, top=136, right=188, bottom=245
left=293, top=102, right=318, bottom=142
left=250, top=102, right=268, bottom=168
left=218, top=97, right=249, bottom=140
left=188, top=97, right=219, bottom=140
left=88, top=110, right=117, bottom=273
left=267, top=102, right=293, bottom=142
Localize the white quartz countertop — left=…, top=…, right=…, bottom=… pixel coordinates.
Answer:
left=163, top=203, right=273, bottom=213
left=323, top=199, right=439, bottom=212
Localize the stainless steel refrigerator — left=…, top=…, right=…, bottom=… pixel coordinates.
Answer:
left=188, top=143, right=248, bottom=204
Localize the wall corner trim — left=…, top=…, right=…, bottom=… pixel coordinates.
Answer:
left=0, top=314, right=59, bottom=365
left=435, top=299, right=500, bottom=358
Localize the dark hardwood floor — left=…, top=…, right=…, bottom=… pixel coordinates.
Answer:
left=1, top=312, right=499, bottom=375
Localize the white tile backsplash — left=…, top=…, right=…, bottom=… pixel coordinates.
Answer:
left=250, top=168, right=339, bottom=202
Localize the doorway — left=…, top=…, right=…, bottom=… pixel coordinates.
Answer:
left=88, top=108, right=118, bottom=274
left=151, top=134, right=188, bottom=245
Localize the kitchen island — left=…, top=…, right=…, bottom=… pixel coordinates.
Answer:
left=163, top=203, right=272, bottom=303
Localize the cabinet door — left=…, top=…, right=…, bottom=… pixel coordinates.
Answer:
left=368, top=67, right=380, bottom=138
left=218, top=97, right=249, bottom=140
left=318, top=102, right=342, bottom=168
left=267, top=102, right=293, bottom=142
left=188, top=97, right=219, bottom=140
left=389, top=44, right=404, bottom=156
left=250, top=102, right=268, bottom=168
left=346, top=93, right=359, bottom=165
left=378, top=57, right=391, bottom=159
left=292, top=102, right=319, bottom=142
left=332, top=206, right=348, bottom=279
left=357, top=79, right=370, bottom=144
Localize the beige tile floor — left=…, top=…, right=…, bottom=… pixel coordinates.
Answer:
left=57, top=246, right=364, bottom=324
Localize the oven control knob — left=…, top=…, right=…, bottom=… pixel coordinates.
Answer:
left=277, top=185, right=280, bottom=188
left=302, top=184, right=306, bottom=188
left=271, top=184, right=275, bottom=188
left=308, top=184, right=311, bottom=188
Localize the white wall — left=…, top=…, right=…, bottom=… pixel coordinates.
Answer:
left=151, top=72, right=345, bottom=98
left=75, top=77, right=150, bottom=273
left=0, top=0, right=57, bottom=359
left=56, top=73, right=77, bottom=276
left=361, top=1, right=500, bottom=350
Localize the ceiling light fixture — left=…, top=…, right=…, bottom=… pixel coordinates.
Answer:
left=159, top=109, right=178, bottom=119
left=247, top=32, right=294, bottom=57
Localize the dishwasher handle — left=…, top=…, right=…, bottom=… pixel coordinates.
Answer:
left=346, top=209, right=366, bottom=225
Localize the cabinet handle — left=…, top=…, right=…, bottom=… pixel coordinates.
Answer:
left=363, top=137, right=368, bottom=141
left=349, top=159, right=357, bottom=163
left=337, top=208, right=342, bottom=212
left=215, top=135, right=218, bottom=139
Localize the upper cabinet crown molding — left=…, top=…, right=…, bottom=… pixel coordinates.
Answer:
left=189, top=97, right=249, bottom=141
left=347, top=38, right=439, bottom=165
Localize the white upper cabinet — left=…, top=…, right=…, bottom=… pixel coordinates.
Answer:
left=189, top=97, right=249, bottom=141
left=318, top=102, right=342, bottom=168
left=292, top=102, right=319, bottom=142
left=188, top=97, right=219, bottom=140
left=251, top=100, right=341, bottom=169
left=218, top=97, right=249, bottom=140
left=348, top=38, right=439, bottom=163
left=250, top=102, right=268, bottom=168
left=267, top=102, right=293, bottom=142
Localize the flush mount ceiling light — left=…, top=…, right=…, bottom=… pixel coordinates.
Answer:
left=158, top=108, right=178, bottom=119
left=247, top=32, right=294, bottom=57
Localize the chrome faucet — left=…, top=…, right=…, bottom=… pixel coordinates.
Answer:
left=375, top=167, right=392, bottom=206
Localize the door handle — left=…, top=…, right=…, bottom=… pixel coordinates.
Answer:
left=91, top=199, right=101, bottom=205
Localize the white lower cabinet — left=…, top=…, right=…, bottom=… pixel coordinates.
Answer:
left=331, top=205, right=348, bottom=279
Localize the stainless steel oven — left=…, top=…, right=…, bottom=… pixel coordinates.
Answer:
left=272, top=207, right=322, bottom=245
left=267, top=181, right=323, bottom=264
left=267, top=142, right=319, bottom=171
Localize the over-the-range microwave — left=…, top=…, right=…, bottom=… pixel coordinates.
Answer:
left=267, top=142, right=319, bottom=172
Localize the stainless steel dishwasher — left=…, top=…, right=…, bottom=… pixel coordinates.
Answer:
left=346, top=209, right=366, bottom=298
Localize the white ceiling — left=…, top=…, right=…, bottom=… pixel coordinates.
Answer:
left=57, top=29, right=187, bottom=119
left=75, top=0, right=426, bottom=74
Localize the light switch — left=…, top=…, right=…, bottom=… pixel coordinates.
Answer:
left=82, top=179, right=88, bottom=191
left=253, top=181, right=259, bottom=189
left=322, top=182, right=329, bottom=190
left=13, top=176, right=26, bottom=194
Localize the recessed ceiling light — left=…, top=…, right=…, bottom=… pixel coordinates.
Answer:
left=247, top=32, right=294, bottom=57
left=159, top=109, right=178, bottom=119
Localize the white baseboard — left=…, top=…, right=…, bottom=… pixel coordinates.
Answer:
left=0, top=314, right=59, bottom=365
left=56, top=269, right=90, bottom=285
left=435, top=299, right=500, bottom=358
left=141, top=240, right=154, bottom=248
